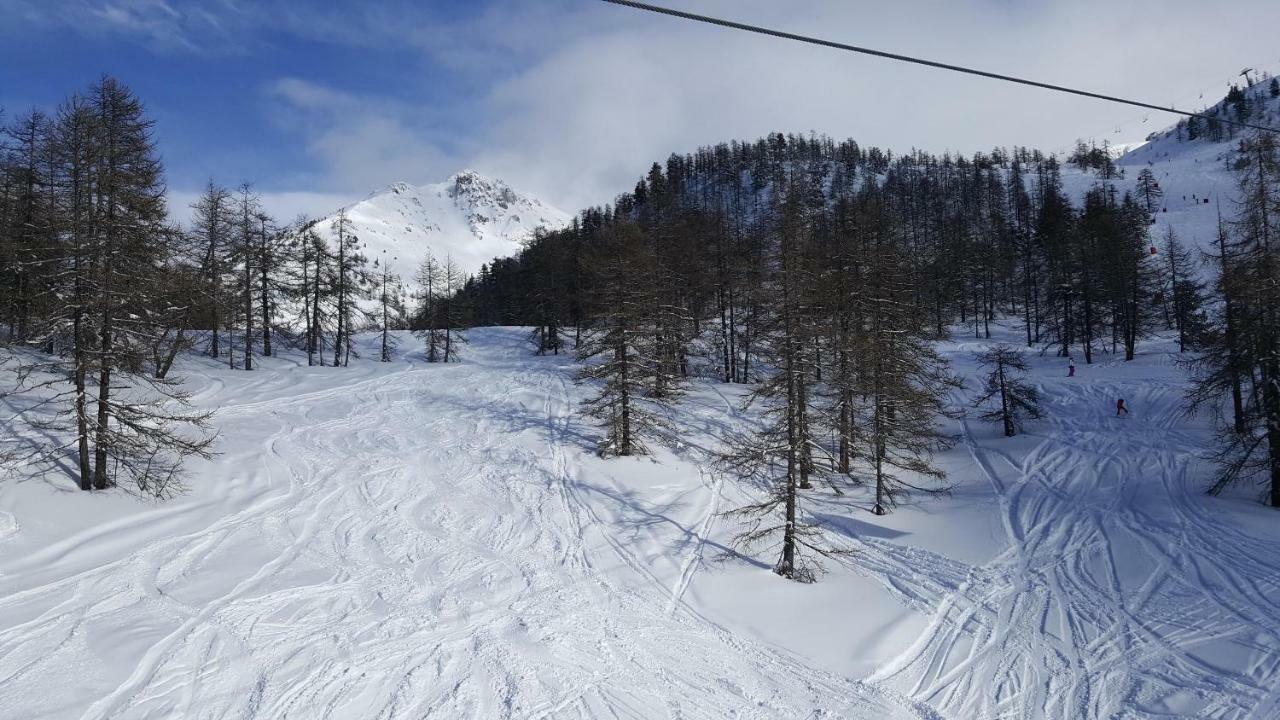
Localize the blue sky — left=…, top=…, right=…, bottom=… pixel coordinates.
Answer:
left=4, top=0, right=1279, bottom=220
left=0, top=0, right=528, bottom=216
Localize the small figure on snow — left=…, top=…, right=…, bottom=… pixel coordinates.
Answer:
left=1116, top=398, right=1129, bottom=417
left=1067, top=361, right=1076, bottom=377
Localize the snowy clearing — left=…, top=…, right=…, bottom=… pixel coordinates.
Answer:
left=2, top=327, right=1278, bottom=719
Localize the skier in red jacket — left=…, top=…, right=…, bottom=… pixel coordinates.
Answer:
left=1116, top=398, right=1128, bottom=417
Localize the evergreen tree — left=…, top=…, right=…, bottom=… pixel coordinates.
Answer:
left=1189, top=134, right=1280, bottom=506
left=5, top=77, right=214, bottom=495
left=1160, top=227, right=1206, bottom=352
left=329, top=210, right=368, bottom=367
left=972, top=344, right=1041, bottom=437
left=1135, top=168, right=1164, bottom=215
left=372, top=250, right=405, bottom=362
left=575, top=222, right=673, bottom=457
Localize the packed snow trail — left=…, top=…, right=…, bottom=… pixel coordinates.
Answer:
left=868, top=355, right=1280, bottom=719
left=0, top=329, right=926, bottom=720
left=4, top=330, right=1279, bottom=719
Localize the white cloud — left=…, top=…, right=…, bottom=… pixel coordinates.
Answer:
left=142, top=0, right=1280, bottom=218
left=461, top=0, right=1280, bottom=210
left=264, top=78, right=459, bottom=195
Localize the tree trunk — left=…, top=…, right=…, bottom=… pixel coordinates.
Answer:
left=92, top=311, right=113, bottom=490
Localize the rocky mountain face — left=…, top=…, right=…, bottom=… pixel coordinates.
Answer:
left=317, top=170, right=571, bottom=281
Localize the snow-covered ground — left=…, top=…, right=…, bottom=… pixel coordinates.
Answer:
left=2, top=327, right=1278, bottom=719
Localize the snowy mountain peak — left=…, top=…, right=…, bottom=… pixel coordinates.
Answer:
left=444, top=170, right=524, bottom=219
left=319, top=171, right=570, bottom=280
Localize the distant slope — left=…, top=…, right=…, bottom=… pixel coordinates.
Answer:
left=316, top=170, right=571, bottom=280
left=1061, top=76, right=1280, bottom=257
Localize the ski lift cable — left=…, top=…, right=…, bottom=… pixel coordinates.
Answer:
left=1097, top=59, right=1280, bottom=146
left=598, top=0, right=1280, bottom=137
left=1096, top=59, right=1280, bottom=144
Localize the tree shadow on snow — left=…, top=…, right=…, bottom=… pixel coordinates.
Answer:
left=809, top=511, right=911, bottom=541
left=571, top=477, right=769, bottom=571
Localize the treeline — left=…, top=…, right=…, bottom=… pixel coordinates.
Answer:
left=464, top=133, right=1199, bottom=368
left=0, top=77, right=454, bottom=496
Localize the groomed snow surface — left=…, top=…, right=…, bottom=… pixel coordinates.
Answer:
left=2, top=327, right=1278, bottom=719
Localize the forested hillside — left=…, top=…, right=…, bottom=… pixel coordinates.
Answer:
left=460, top=79, right=1280, bottom=545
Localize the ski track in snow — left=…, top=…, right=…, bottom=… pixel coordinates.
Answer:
left=866, top=371, right=1280, bottom=720
left=3, top=329, right=1278, bottom=719
left=0, top=329, right=925, bottom=720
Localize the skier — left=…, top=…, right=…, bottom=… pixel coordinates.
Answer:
left=1116, top=398, right=1128, bottom=417
left=1067, top=361, right=1076, bottom=377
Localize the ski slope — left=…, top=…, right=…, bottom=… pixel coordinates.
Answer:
left=872, top=337, right=1280, bottom=718
left=0, top=330, right=927, bottom=720
left=2, top=328, right=1278, bottom=719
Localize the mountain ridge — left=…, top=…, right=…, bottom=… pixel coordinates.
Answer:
left=316, top=169, right=571, bottom=280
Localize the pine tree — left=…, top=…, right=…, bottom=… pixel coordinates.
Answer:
left=373, top=249, right=405, bottom=362
left=1160, top=227, right=1206, bottom=352
left=329, top=210, right=368, bottom=367
left=719, top=176, right=830, bottom=581
left=972, top=344, right=1041, bottom=437
left=1135, top=168, right=1164, bottom=216
left=1186, top=114, right=1202, bottom=142
left=1189, top=134, right=1280, bottom=506
left=414, top=253, right=444, bottom=362
left=5, top=77, right=214, bottom=495
left=575, top=222, right=672, bottom=457
left=1, top=110, right=55, bottom=344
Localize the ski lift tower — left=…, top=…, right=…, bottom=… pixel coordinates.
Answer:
left=1241, top=68, right=1256, bottom=87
